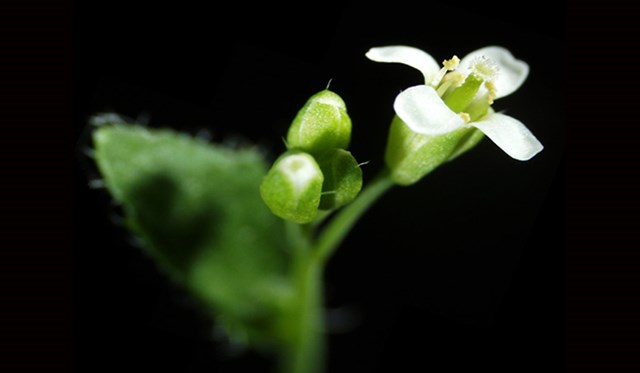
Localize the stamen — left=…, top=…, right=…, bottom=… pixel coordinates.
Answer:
left=485, top=81, right=497, bottom=104
left=431, top=55, right=460, bottom=87
left=436, top=72, right=465, bottom=96
left=443, top=55, right=460, bottom=71
left=459, top=112, right=471, bottom=124
left=443, top=71, right=465, bottom=85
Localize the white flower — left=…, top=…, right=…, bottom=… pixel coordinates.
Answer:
left=366, top=45, right=543, bottom=161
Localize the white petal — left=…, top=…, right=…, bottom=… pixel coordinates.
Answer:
left=471, top=113, right=543, bottom=161
left=394, top=85, right=464, bottom=135
left=366, top=46, right=440, bottom=85
left=458, top=46, right=529, bottom=99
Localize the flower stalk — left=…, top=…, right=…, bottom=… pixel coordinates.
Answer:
left=279, top=169, right=394, bottom=373
left=280, top=221, right=324, bottom=373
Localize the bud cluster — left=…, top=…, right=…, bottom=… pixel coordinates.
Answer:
left=260, top=90, right=363, bottom=223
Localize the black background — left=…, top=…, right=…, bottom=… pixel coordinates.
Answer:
left=72, top=0, right=563, bottom=372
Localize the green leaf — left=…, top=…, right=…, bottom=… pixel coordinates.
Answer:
left=92, top=119, right=293, bottom=348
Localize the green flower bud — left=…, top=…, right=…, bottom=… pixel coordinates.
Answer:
left=260, top=151, right=324, bottom=223
left=385, top=116, right=484, bottom=185
left=286, top=90, right=352, bottom=155
left=315, top=149, right=363, bottom=210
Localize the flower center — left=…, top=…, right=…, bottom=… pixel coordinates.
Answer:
left=433, top=55, right=499, bottom=121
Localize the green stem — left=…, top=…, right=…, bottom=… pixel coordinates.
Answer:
left=279, top=169, right=394, bottom=373
left=281, top=222, right=324, bottom=373
left=312, top=168, right=394, bottom=264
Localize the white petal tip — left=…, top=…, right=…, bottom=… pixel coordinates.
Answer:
left=364, top=45, right=440, bottom=83
left=512, top=143, right=544, bottom=161
left=471, top=113, right=543, bottom=161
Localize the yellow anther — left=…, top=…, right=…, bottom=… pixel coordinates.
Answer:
left=443, top=55, right=460, bottom=71
left=485, top=81, right=497, bottom=104
left=431, top=55, right=461, bottom=87
left=459, top=112, right=471, bottom=124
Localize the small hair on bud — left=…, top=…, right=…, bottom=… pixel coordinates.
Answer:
left=321, top=190, right=338, bottom=196
left=326, top=78, right=333, bottom=89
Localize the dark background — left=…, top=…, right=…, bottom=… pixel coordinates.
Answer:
left=71, top=0, right=563, bottom=372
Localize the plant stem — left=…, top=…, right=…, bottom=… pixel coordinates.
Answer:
left=280, top=169, right=394, bottom=373
left=312, top=168, right=394, bottom=264
left=281, top=221, right=324, bottom=373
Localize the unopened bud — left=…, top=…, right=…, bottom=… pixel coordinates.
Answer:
left=260, top=151, right=324, bottom=223
left=286, top=90, right=352, bottom=155
left=316, top=149, right=363, bottom=210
